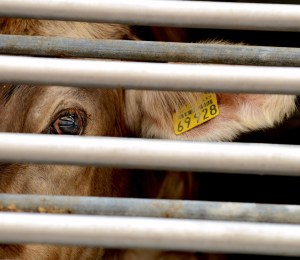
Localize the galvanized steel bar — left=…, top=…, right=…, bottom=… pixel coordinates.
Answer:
left=1, top=55, right=300, bottom=94
left=0, top=133, right=300, bottom=175
left=2, top=35, right=300, bottom=66
left=1, top=0, right=300, bottom=31
left=1, top=213, right=300, bottom=256
left=2, top=194, right=300, bottom=224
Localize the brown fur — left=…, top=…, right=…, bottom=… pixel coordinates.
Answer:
left=0, top=18, right=297, bottom=259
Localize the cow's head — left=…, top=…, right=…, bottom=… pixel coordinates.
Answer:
left=0, top=20, right=138, bottom=258
left=0, top=19, right=139, bottom=200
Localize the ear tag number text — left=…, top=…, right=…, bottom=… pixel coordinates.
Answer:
left=173, top=93, right=219, bottom=135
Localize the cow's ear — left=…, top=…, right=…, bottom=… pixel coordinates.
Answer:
left=125, top=90, right=296, bottom=141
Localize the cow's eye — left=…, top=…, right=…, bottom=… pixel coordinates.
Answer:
left=50, top=109, right=85, bottom=135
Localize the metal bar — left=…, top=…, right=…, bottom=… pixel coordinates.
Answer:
left=2, top=35, right=300, bottom=66
left=1, top=213, right=300, bottom=256
left=1, top=0, right=300, bottom=31
left=0, top=133, right=300, bottom=175
left=1, top=55, right=300, bottom=94
left=2, top=194, right=300, bottom=224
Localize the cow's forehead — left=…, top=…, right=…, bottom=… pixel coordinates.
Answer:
left=1, top=85, right=122, bottom=114
left=1, top=84, right=24, bottom=105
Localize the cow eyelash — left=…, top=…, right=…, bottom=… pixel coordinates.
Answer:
left=49, top=108, right=86, bottom=135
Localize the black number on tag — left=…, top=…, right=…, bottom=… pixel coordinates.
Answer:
left=185, top=117, right=191, bottom=128
left=203, top=108, right=209, bottom=120
left=210, top=104, right=217, bottom=115
left=177, top=121, right=184, bottom=132
left=194, top=112, right=201, bottom=123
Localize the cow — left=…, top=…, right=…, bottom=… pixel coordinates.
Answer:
left=0, top=18, right=296, bottom=259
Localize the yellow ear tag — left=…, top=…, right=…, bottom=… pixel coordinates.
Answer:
left=173, top=93, right=219, bottom=135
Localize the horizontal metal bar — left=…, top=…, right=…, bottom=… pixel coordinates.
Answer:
left=1, top=0, right=300, bottom=31
left=2, top=35, right=300, bottom=66
left=1, top=213, right=300, bottom=256
left=2, top=194, right=300, bottom=224
left=1, top=56, right=300, bottom=94
left=0, top=133, right=300, bottom=175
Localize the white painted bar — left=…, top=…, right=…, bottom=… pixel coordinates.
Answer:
left=0, top=213, right=300, bottom=256
left=0, top=0, right=300, bottom=31
left=0, top=133, right=299, bottom=175
left=0, top=56, right=300, bottom=94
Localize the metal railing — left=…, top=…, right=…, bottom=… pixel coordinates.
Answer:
left=2, top=35, right=300, bottom=66
left=1, top=0, right=300, bottom=257
left=2, top=194, right=300, bottom=224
